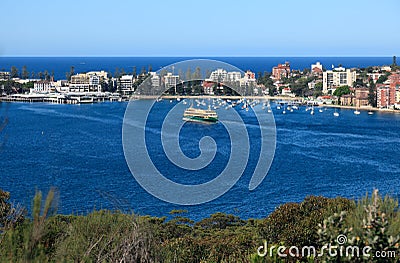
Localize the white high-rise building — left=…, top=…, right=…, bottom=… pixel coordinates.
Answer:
left=323, top=67, right=356, bottom=94
left=164, top=72, right=179, bottom=88
left=208, top=69, right=228, bottom=82
left=69, top=72, right=104, bottom=92
left=32, top=81, right=56, bottom=93
left=118, top=75, right=135, bottom=95
left=226, top=72, right=242, bottom=82
left=149, top=72, right=160, bottom=88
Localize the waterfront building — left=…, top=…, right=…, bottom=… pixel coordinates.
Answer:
left=322, top=67, right=357, bottom=94
left=244, top=70, right=256, bottom=80
left=389, top=73, right=400, bottom=106
left=149, top=72, right=160, bottom=88
left=354, top=87, right=369, bottom=107
left=395, top=87, right=400, bottom=108
left=317, top=95, right=334, bottom=105
left=340, top=94, right=355, bottom=106
left=207, top=69, right=242, bottom=83
left=377, top=84, right=390, bottom=108
left=240, top=70, right=256, bottom=87
left=202, top=81, right=214, bottom=95
left=117, top=75, right=135, bottom=95
left=281, top=86, right=294, bottom=97
left=54, top=80, right=69, bottom=93
left=164, top=72, right=179, bottom=88
left=272, top=62, right=291, bottom=80
left=32, top=80, right=56, bottom=93
left=226, top=71, right=241, bottom=82
left=0, top=71, right=10, bottom=80
left=69, top=73, right=102, bottom=92
left=208, top=69, right=228, bottom=82
left=86, top=70, right=108, bottom=80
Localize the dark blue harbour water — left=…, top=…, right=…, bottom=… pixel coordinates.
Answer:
left=0, top=57, right=393, bottom=80
left=1, top=101, right=399, bottom=220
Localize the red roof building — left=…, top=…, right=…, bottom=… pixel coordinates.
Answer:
left=272, top=62, right=290, bottom=80
left=389, top=73, right=400, bottom=105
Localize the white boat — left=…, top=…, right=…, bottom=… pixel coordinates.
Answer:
left=333, top=112, right=340, bottom=117
left=79, top=96, right=93, bottom=104
left=354, top=110, right=361, bottom=115
left=319, top=109, right=323, bottom=113
left=267, top=102, right=272, bottom=113
left=368, top=111, right=374, bottom=115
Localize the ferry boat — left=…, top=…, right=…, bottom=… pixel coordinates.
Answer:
left=183, top=106, right=218, bottom=124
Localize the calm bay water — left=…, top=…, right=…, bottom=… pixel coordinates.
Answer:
left=1, top=101, right=399, bottom=220
left=0, top=57, right=393, bottom=80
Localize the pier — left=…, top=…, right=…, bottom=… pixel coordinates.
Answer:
left=0, top=92, right=125, bottom=104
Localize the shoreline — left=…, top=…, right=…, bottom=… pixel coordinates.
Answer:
left=321, top=104, right=400, bottom=114
left=1, top=94, right=399, bottom=114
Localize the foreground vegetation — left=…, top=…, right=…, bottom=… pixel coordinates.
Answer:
left=0, top=189, right=399, bottom=262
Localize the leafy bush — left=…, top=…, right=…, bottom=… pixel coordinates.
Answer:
left=258, top=196, right=355, bottom=247
left=0, top=189, right=56, bottom=262
left=53, top=210, right=155, bottom=262
left=318, top=190, right=399, bottom=262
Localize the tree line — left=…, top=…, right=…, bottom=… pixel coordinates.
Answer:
left=2, top=64, right=155, bottom=81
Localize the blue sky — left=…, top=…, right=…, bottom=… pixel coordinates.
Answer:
left=0, top=0, right=399, bottom=56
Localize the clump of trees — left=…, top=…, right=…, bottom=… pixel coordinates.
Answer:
left=333, top=85, right=351, bottom=97
left=0, top=80, right=34, bottom=95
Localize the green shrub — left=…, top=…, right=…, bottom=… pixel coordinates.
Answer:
left=54, top=210, right=154, bottom=262
left=318, top=190, right=400, bottom=262
left=0, top=189, right=56, bottom=262
left=258, top=196, right=355, bottom=248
